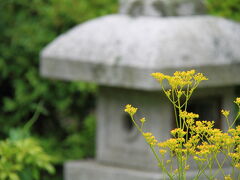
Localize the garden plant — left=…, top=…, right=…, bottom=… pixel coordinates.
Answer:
left=0, top=103, right=55, bottom=180
left=125, top=70, right=240, bottom=180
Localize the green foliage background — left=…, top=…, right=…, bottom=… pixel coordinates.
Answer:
left=205, top=0, right=240, bottom=21
left=0, top=0, right=117, bottom=179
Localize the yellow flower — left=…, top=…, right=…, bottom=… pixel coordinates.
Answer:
left=234, top=97, right=240, bottom=105
left=159, top=149, right=167, bottom=155
left=224, top=175, right=232, bottom=180
left=235, top=163, right=240, bottom=169
left=143, top=132, right=158, bottom=146
left=124, top=104, right=138, bottom=116
left=196, top=142, right=219, bottom=155
left=236, top=126, right=240, bottom=135
left=151, top=72, right=165, bottom=83
left=179, top=111, right=199, bottom=119
left=176, top=138, right=185, bottom=143
left=177, top=90, right=184, bottom=98
left=123, top=70, right=240, bottom=177
left=171, top=128, right=186, bottom=137
left=158, top=138, right=181, bottom=151
left=186, top=118, right=194, bottom=126
left=151, top=70, right=207, bottom=90
left=143, top=132, right=152, bottom=137
left=228, top=128, right=235, bottom=135
left=165, top=90, right=171, bottom=97
left=166, top=160, right=171, bottom=164
left=228, top=153, right=240, bottom=160
left=193, top=156, right=206, bottom=162
left=193, top=73, right=208, bottom=82
left=184, top=165, right=190, bottom=170
left=221, top=110, right=230, bottom=117
left=174, top=169, right=178, bottom=174
left=140, top=117, right=146, bottom=123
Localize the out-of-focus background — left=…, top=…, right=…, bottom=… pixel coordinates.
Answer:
left=0, top=0, right=239, bottom=180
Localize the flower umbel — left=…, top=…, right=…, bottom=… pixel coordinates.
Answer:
left=221, top=109, right=230, bottom=117
left=234, top=97, right=240, bottom=105
left=143, top=132, right=158, bottom=146
left=124, top=70, right=240, bottom=180
left=124, top=104, right=137, bottom=116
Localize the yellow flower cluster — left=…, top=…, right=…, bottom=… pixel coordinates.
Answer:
left=221, top=109, right=230, bottom=117
left=184, top=135, right=199, bottom=154
left=228, top=144, right=240, bottom=167
left=228, top=152, right=240, bottom=161
left=235, top=163, right=240, bottom=169
left=193, top=73, right=208, bottom=82
left=234, top=97, right=240, bottom=105
left=158, top=138, right=185, bottom=152
left=179, top=111, right=199, bottom=119
left=140, top=117, right=146, bottom=123
left=124, top=70, right=240, bottom=179
left=188, top=120, right=214, bottom=134
left=184, top=165, right=190, bottom=171
left=158, top=119, right=240, bottom=162
left=124, top=104, right=137, bottom=116
left=209, top=132, right=235, bottom=147
left=196, top=142, right=218, bottom=156
left=143, top=132, right=158, bottom=146
left=158, top=138, right=177, bottom=149
left=151, top=70, right=208, bottom=90
left=170, top=128, right=186, bottom=138
left=174, top=70, right=196, bottom=78
left=224, top=175, right=232, bottom=180
left=193, top=156, right=206, bottom=162
left=159, top=149, right=167, bottom=155
left=228, top=126, right=240, bottom=136
left=151, top=72, right=165, bottom=83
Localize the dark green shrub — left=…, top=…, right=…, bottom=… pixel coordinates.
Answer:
left=205, top=0, right=240, bottom=21
left=0, top=0, right=117, bottom=135
left=0, top=0, right=118, bottom=179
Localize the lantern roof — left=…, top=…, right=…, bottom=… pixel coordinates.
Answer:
left=41, top=15, right=240, bottom=90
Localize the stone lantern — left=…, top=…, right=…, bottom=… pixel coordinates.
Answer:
left=40, top=0, right=240, bottom=179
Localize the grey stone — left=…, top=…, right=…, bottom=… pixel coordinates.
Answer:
left=41, top=15, right=240, bottom=91
left=96, top=87, right=172, bottom=171
left=95, top=86, right=235, bottom=171
left=64, top=161, right=235, bottom=180
left=119, top=0, right=206, bottom=17
left=64, top=161, right=163, bottom=180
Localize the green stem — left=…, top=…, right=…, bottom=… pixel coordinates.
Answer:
left=23, top=101, right=43, bottom=132
left=230, top=111, right=240, bottom=128
left=194, top=161, right=208, bottom=180
left=171, top=89, right=179, bottom=128
left=150, top=146, right=174, bottom=180
left=213, top=153, right=225, bottom=177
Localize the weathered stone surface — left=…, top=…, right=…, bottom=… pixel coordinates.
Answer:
left=96, top=87, right=172, bottom=171
left=119, top=0, right=206, bottom=17
left=64, top=161, right=163, bottom=180
left=41, top=15, right=240, bottom=90
left=95, top=86, right=234, bottom=171
left=64, top=161, right=234, bottom=180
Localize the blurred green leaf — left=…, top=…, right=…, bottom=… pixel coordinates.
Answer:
left=206, top=0, right=240, bottom=21
left=0, top=0, right=117, bottom=179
